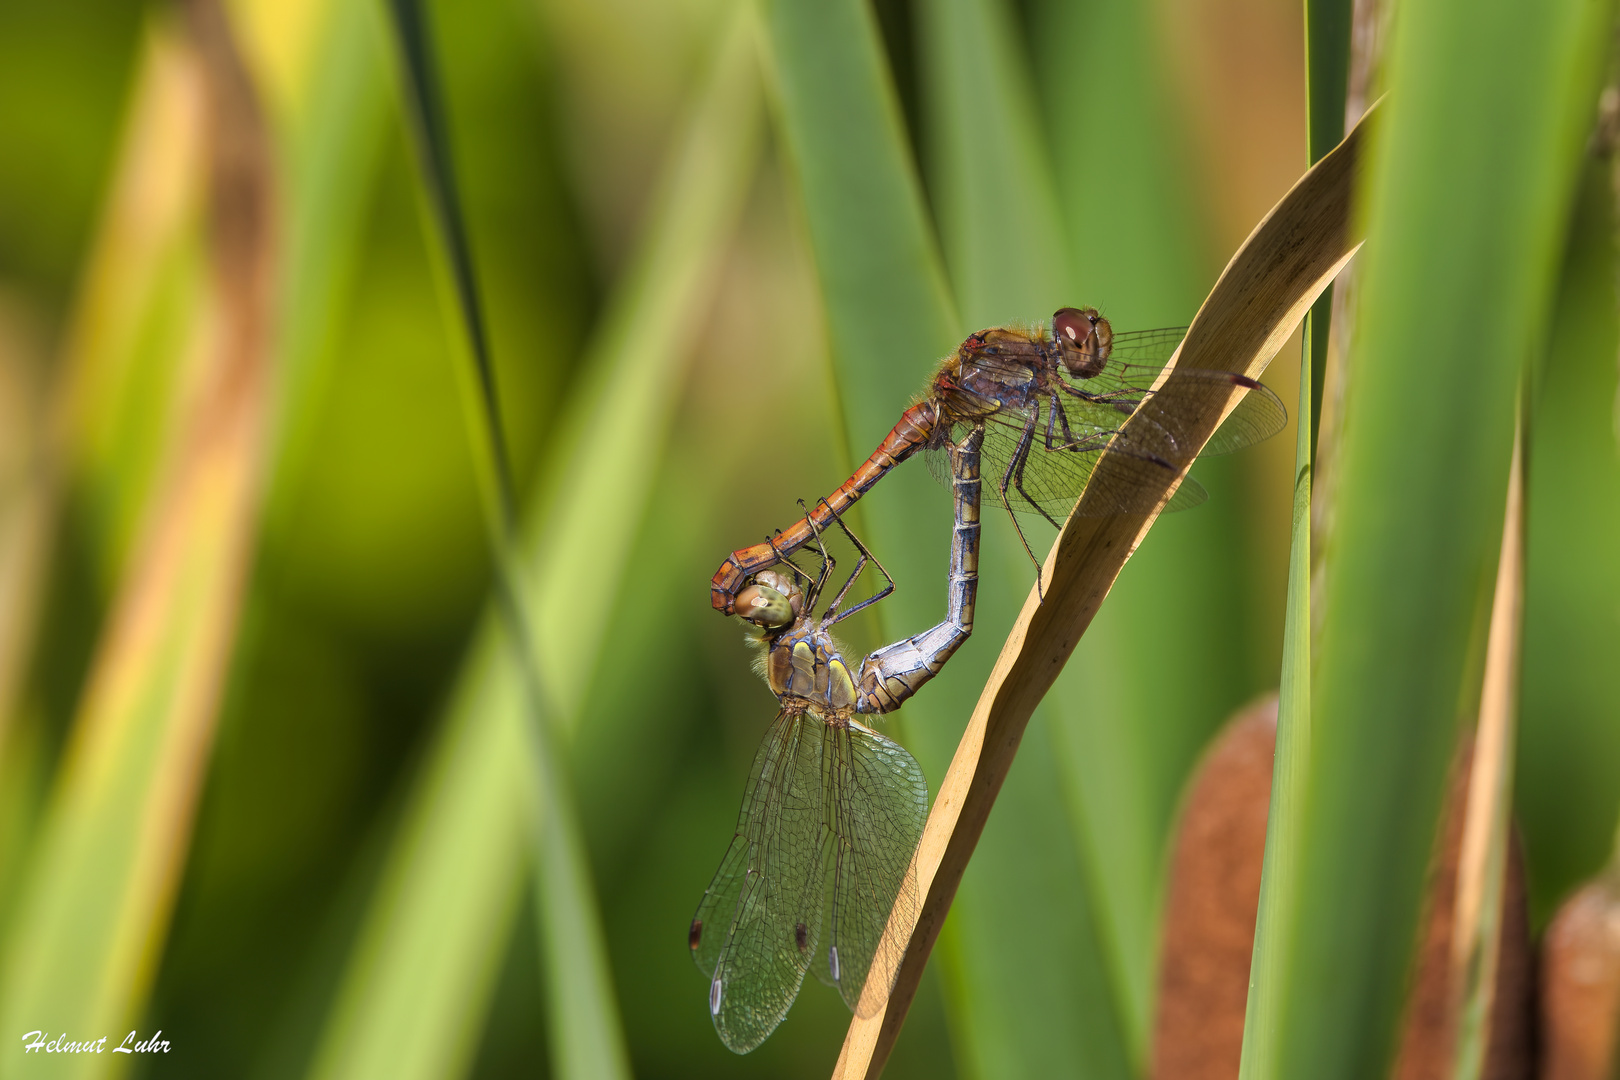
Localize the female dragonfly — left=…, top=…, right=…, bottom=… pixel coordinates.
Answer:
left=691, top=428, right=982, bottom=1052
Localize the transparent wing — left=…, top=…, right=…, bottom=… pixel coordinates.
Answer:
left=925, top=339, right=1281, bottom=521
left=824, top=721, right=928, bottom=1017
left=1107, top=324, right=1192, bottom=359
left=1075, top=325, right=1288, bottom=456
left=690, top=705, right=832, bottom=1054
left=927, top=418, right=1208, bottom=521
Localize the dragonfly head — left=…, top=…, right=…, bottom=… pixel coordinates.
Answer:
left=1053, top=306, right=1112, bottom=378
left=733, top=570, right=803, bottom=630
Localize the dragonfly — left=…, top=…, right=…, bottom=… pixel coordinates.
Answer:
left=711, top=307, right=1285, bottom=615
left=691, top=427, right=983, bottom=1053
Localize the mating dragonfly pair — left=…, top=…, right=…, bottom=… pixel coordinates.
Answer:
left=692, top=308, right=1285, bottom=1053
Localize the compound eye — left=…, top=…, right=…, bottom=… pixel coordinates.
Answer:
left=1053, top=307, right=1108, bottom=377
left=734, top=580, right=798, bottom=628
left=1052, top=307, right=1098, bottom=346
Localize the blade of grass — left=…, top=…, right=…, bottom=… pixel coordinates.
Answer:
left=1519, top=157, right=1620, bottom=924
left=1448, top=416, right=1525, bottom=1080
left=917, top=0, right=1134, bottom=1074
left=1266, top=0, right=1613, bottom=1073
left=379, top=2, right=632, bottom=1075
left=1302, top=0, right=1352, bottom=456
left=1234, top=4, right=1350, bottom=1076
left=836, top=107, right=1372, bottom=1080
left=1309, top=0, right=1385, bottom=592
left=256, top=0, right=389, bottom=505
left=0, top=285, right=55, bottom=941
left=50, top=19, right=207, bottom=590
left=0, top=2, right=275, bottom=1070
left=1033, top=0, right=1265, bottom=1062
left=756, top=3, right=986, bottom=1069
left=310, top=11, right=759, bottom=1077
left=1236, top=302, right=1317, bottom=1080
left=528, top=4, right=761, bottom=723
left=305, top=629, right=532, bottom=1080
left=0, top=297, right=52, bottom=754
left=756, top=0, right=960, bottom=655
left=921, top=0, right=1069, bottom=326
left=0, top=2, right=214, bottom=1036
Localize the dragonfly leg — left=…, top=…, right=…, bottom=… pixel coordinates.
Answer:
left=1060, top=381, right=1140, bottom=414
left=1043, top=392, right=1121, bottom=455
left=1047, top=393, right=1078, bottom=451
left=767, top=531, right=823, bottom=596
left=998, top=409, right=1046, bottom=595
left=816, top=500, right=897, bottom=628
left=801, top=498, right=872, bottom=623
left=855, top=426, right=982, bottom=714
left=1013, top=416, right=1067, bottom=534
left=710, top=402, right=939, bottom=615
left=795, top=508, right=837, bottom=610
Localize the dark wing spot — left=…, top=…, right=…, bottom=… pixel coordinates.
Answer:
left=795, top=922, right=808, bottom=951
left=689, top=919, right=703, bottom=950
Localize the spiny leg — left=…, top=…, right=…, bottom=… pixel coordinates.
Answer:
left=1046, top=393, right=1077, bottom=451
left=1060, top=380, right=1143, bottom=412
left=791, top=513, right=836, bottom=611
left=767, top=530, right=822, bottom=596
left=799, top=497, right=868, bottom=625
left=816, top=498, right=896, bottom=628
left=1013, top=429, right=1066, bottom=533
left=999, top=408, right=1046, bottom=597
left=1044, top=390, right=1129, bottom=454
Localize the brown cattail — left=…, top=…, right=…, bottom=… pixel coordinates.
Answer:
left=1539, top=873, right=1620, bottom=1080
left=1152, top=708, right=1532, bottom=1080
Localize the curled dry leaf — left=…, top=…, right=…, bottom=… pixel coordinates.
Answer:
left=832, top=100, right=1381, bottom=1080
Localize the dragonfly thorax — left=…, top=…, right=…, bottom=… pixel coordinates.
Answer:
left=765, top=626, right=858, bottom=712
left=940, top=325, right=1055, bottom=417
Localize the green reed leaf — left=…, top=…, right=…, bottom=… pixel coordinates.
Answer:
left=311, top=9, right=760, bottom=1078
left=1236, top=314, right=1316, bottom=1080
left=1265, top=0, right=1614, bottom=1073
left=0, top=6, right=275, bottom=1073
left=917, top=0, right=1134, bottom=1074
left=379, top=2, right=630, bottom=1075
left=1519, top=159, right=1620, bottom=922
left=1032, top=0, right=1270, bottom=1066
left=1235, top=0, right=1347, bottom=1073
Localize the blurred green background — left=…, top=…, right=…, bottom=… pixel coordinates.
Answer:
left=0, top=0, right=1613, bottom=1077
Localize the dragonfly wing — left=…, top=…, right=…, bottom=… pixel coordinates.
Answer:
left=694, top=705, right=832, bottom=1054
left=1163, top=473, right=1209, bottom=512
left=1094, top=363, right=1287, bottom=458
left=976, top=414, right=1103, bottom=516
left=1105, top=324, right=1189, bottom=363
left=826, top=721, right=928, bottom=1018
left=1204, top=376, right=1287, bottom=454
left=690, top=833, right=745, bottom=980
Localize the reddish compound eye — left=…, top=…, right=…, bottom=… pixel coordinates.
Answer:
left=1052, top=307, right=1094, bottom=346
left=1053, top=307, right=1109, bottom=378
